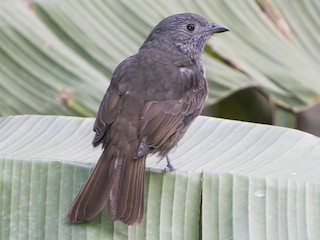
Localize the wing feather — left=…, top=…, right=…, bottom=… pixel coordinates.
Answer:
left=139, top=94, right=205, bottom=156
left=92, top=91, right=122, bottom=147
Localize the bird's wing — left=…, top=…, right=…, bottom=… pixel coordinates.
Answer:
left=138, top=91, right=206, bottom=157
left=92, top=90, right=122, bottom=147
left=137, top=64, right=208, bottom=157
left=92, top=56, right=137, bottom=147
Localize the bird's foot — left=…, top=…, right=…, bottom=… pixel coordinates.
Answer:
left=163, top=155, right=176, bottom=172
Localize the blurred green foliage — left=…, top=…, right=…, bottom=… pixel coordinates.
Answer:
left=0, top=0, right=319, bottom=134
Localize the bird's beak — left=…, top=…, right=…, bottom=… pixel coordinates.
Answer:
left=210, top=24, right=229, bottom=34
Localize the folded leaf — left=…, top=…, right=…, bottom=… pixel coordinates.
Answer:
left=1, top=115, right=320, bottom=239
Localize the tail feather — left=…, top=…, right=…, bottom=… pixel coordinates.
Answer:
left=109, top=154, right=146, bottom=224
left=67, top=149, right=146, bottom=225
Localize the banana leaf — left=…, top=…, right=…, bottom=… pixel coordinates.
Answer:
left=1, top=115, right=320, bottom=239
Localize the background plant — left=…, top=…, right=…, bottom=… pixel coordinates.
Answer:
left=1, top=0, right=319, bottom=134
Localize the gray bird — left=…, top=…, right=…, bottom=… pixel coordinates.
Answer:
left=67, top=13, right=229, bottom=225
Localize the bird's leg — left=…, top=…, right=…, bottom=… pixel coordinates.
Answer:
left=164, top=155, right=176, bottom=171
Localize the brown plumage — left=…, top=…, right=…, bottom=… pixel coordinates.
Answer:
left=67, top=13, right=228, bottom=225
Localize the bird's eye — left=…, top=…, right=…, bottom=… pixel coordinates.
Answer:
left=186, top=23, right=195, bottom=32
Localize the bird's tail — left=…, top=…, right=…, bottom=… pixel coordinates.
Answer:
left=66, top=148, right=146, bottom=225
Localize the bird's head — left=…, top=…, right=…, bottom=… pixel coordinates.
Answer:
left=140, top=13, right=229, bottom=60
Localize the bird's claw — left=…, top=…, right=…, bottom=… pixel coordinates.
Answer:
left=163, top=155, right=176, bottom=172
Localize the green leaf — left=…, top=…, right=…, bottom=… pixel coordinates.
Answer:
left=2, top=0, right=319, bottom=117
left=0, top=2, right=107, bottom=116
left=0, top=115, right=201, bottom=240
left=273, top=106, right=297, bottom=128
left=1, top=115, right=320, bottom=239
left=32, top=0, right=255, bottom=107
